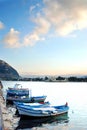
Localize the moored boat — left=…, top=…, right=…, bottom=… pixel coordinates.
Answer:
left=15, top=112, right=69, bottom=129
left=7, top=83, right=29, bottom=96
left=14, top=102, right=69, bottom=118
left=6, top=83, right=47, bottom=104
left=6, top=95, right=47, bottom=104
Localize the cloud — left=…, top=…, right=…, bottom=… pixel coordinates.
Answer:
left=29, top=5, right=36, bottom=13
left=2, top=14, right=50, bottom=48
left=23, top=32, right=40, bottom=46
left=2, top=0, right=87, bottom=48
left=23, top=15, right=50, bottom=46
left=29, top=3, right=40, bottom=13
left=34, top=15, right=50, bottom=35
left=0, top=21, right=4, bottom=30
left=3, top=28, right=21, bottom=48
left=43, top=0, right=87, bottom=36
left=25, top=0, right=87, bottom=47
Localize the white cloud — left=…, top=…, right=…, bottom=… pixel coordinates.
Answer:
left=29, top=3, right=40, bottom=13
left=3, top=28, right=21, bottom=48
left=34, top=15, right=50, bottom=35
left=2, top=12, right=50, bottom=48
left=43, top=0, right=87, bottom=36
left=23, top=32, right=40, bottom=46
left=26, top=0, right=87, bottom=46
left=23, top=15, right=50, bottom=46
left=0, top=21, right=4, bottom=30
left=3, top=0, right=87, bottom=48
left=29, top=6, right=36, bottom=13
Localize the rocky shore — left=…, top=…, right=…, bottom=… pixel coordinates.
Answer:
left=0, top=81, right=19, bottom=130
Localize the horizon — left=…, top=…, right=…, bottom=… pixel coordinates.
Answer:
left=0, top=0, right=87, bottom=76
left=20, top=72, right=87, bottom=78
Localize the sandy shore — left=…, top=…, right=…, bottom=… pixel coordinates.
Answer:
left=0, top=81, right=19, bottom=130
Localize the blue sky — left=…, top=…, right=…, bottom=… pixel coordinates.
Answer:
left=0, top=0, right=87, bottom=76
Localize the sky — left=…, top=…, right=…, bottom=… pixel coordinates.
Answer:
left=0, top=0, right=87, bottom=77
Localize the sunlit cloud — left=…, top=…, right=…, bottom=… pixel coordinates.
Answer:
left=34, top=15, right=50, bottom=35
left=3, top=28, right=21, bottom=48
left=23, top=15, right=50, bottom=46
left=43, top=0, right=87, bottom=36
left=2, top=0, right=87, bottom=48
left=0, top=21, right=4, bottom=30
left=23, top=32, right=40, bottom=46
left=26, top=0, right=87, bottom=46
left=2, top=15, right=50, bottom=48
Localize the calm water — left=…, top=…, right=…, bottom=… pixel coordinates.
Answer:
left=2, top=81, right=87, bottom=130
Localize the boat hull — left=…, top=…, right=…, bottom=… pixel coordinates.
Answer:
left=6, top=96, right=47, bottom=104
left=15, top=103, right=69, bottom=118
left=16, top=113, right=69, bottom=129
left=6, top=84, right=47, bottom=104
left=18, top=108, right=68, bottom=118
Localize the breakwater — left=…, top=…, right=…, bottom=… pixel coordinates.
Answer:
left=0, top=81, right=4, bottom=130
left=0, top=81, right=19, bottom=130
left=0, top=100, right=4, bottom=130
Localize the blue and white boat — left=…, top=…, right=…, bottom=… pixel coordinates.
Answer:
left=6, top=84, right=47, bottom=104
left=6, top=95, right=47, bottom=103
left=7, top=83, right=29, bottom=96
left=14, top=102, right=69, bottom=118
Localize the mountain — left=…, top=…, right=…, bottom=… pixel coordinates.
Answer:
left=0, top=60, right=20, bottom=80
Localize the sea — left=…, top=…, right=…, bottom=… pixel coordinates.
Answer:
left=1, top=81, right=87, bottom=130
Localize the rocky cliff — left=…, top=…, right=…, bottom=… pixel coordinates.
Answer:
left=0, top=60, right=20, bottom=80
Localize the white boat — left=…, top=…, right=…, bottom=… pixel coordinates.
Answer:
left=15, top=102, right=69, bottom=118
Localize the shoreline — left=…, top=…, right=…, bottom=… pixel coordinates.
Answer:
left=0, top=81, right=19, bottom=130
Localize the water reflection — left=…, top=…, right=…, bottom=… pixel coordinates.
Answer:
left=15, top=113, right=69, bottom=130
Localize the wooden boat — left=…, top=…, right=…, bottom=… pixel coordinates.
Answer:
left=6, top=95, right=47, bottom=104
left=6, top=83, right=47, bottom=104
left=14, top=102, right=69, bottom=118
left=16, top=113, right=69, bottom=129
left=7, top=83, right=29, bottom=96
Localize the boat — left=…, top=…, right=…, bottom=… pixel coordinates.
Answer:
left=6, top=83, right=47, bottom=104
left=14, top=102, right=69, bottom=118
left=16, top=113, right=69, bottom=129
left=7, top=83, right=29, bottom=96
left=6, top=95, right=47, bottom=104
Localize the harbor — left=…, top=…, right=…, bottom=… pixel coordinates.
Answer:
left=0, top=81, right=69, bottom=130
left=0, top=81, right=48, bottom=130
left=1, top=81, right=87, bottom=130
